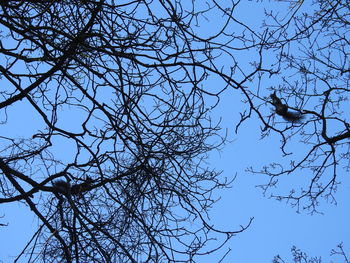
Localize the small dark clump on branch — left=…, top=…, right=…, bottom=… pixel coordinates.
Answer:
left=52, top=177, right=93, bottom=196
left=52, top=179, right=71, bottom=195
left=270, top=92, right=304, bottom=122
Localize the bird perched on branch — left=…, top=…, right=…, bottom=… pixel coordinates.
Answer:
left=270, top=91, right=304, bottom=122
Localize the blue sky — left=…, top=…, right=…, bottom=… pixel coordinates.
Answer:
left=205, top=89, right=350, bottom=262
left=191, top=1, right=350, bottom=261
left=0, top=1, right=349, bottom=262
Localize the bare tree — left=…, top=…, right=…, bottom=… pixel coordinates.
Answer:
left=235, top=0, right=350, bottom=213
left=0, top=0, right=255, bottom=262
left=1, top=0, right=348, bottom=262
left=273, top=243, right=349, bottom=263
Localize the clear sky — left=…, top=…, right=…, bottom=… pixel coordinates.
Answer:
left=204, top=1, right=350, bottom=262
left=0, top=1, right=349, bottom=263
left=205, top=88, right=350, bottom=262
